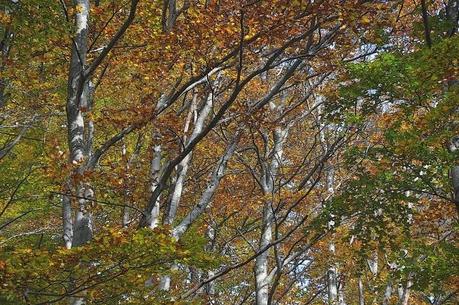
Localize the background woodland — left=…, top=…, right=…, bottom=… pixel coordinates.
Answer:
left=0, top=0, right=458, bottom=304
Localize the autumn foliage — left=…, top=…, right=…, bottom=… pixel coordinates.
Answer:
left=0, top=1, right=457, bottom=304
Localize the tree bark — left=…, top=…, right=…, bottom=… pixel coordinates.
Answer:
left=148, top=132, right=162, bottom=228
left=399, top=275, right=412, bottom=305
left=0, top=10, right=12, bottom=109
left=420, top=0, right=432, bottom=47
left=66, top=0, right=89, bottom=164
left=358, top=276, right=365, bottom=305
left=327, top=241, right=339, bottom=305
left=446, top=0, right=459, bottom=36
left=62, top=181, right=73, bottom=249
left=255, top=127, right=288, bottom=305
left=172, top=133, right=239, bottom=238
left=451, top=165, right=459, bottom=215
left=382, top=279, right=392, bottom=305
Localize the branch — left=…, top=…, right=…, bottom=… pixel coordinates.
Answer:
left=0, top=124, right=29, bottom=160
left=84, top=0, right=140, bottom=79
left=86, top=124, right=137, bottom=169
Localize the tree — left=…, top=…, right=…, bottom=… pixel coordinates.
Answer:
left=0, top=1, right=457, bottom=305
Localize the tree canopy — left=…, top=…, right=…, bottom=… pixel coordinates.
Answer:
left=0, top=1, right=457, bottom=304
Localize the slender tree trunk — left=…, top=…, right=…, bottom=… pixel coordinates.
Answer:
left=148, top=135, right=162, bottom=228
left=255, top=127, right=288, bottom=305
left=205, top=225, right=216, bottom=299
left=121, top=142, right=136, bottom=227
left=172, top=133, right=239, bottom=238
left=399, top=275, right=412, bottom=305
left=146, top=95, right=168, bottom=228
left=338, top=281, right=347, bottom=305
left=65, top=2, right=90, bottom=304
left=420, top=0, right=432, bottom=47
left=326, top=168, right=342, bottom=305
left=397, top=281, right=404, bottom=301
left=164, top=153, right=191, bottom=225
left=255, top=201, right=273, bottom=305
left=159, top=271, right=172, bottom=290
left=327, top=241, right=339, bottom=305
left=63, top=0, right=90, bottom=249
left=446, top=0, right=459, bottom=36
left=382, top=279, right=392, bottom=305
left=0, top=10, right=12, bottom=109
left=67, top=0, right=89, bottom=164
left=164, top=93, right=202, bottom=226
left=367, top=251, right=378, bottom=276
left=62, top=181, right=73, bottom=249
left=358, top=276, right=365, bottom=305
left=161, top=91, right=213, bottom=290
left=451, top=165, right=459, bottom=215
left=72, top=185, right=93, bottom=247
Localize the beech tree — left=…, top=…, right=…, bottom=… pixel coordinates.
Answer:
left=0, top=1, right=457, bottom=305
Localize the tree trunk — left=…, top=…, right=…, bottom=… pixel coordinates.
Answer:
left=255, top=201, right=273, bottom=305
left=63, top=0, right=90, bottom=250
left=446, top=0, right=459, bottom=36
left=65, top=2, right=91, bottom=304
left=255, top=127, right=288, bottom=305
left=358, top=276, right=365, bottom=305
left=451, top=165, right=459, bottom=215
left=0, top=10, right=12, bottom=108
left=62, top=181, right=73, bottom=249
left=66, top=0, right=89, bottom=164
left=327, top=241, right=339, bottom=305
left=382, top=279, right=392, bottom=305
left=148, top=132, right=162, bottom=228
left=399, top=275, right=412, bottom=305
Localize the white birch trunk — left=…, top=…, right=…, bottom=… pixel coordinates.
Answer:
left=159, top=274, right=171, bottom=291
left=397, top=282, right=404, bottom=300
left=66, top=0, right=89, bottom=164
left=367, top=251, right=378, bottom=276
left=165, top=153, right=191, bottom=225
